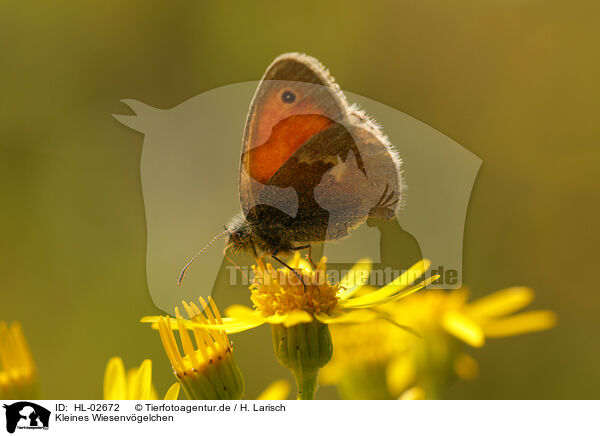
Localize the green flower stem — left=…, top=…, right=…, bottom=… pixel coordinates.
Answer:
left=295, top=371, right=318, bottom=400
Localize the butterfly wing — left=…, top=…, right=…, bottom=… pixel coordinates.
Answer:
left=239, top=53, right=402, bottom=243
left=239, top=53, right=348, bottom=217
left=270, top=113, right=403, bottom=241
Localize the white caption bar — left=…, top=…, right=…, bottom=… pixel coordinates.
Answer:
left=1, top=400, right=597, bottom=435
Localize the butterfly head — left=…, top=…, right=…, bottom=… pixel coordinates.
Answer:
left=225, top=214, right=256, bottom=254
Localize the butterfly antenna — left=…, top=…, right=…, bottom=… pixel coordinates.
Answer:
left=178, top=230, right=229, bottom=286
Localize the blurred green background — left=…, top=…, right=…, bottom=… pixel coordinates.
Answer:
left=1, top=1, right=598, bottom=399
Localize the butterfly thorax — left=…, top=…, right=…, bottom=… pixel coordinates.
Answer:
left=226, top=207, right=329, bottom=256
left=225, top=211, right=291, bottom=256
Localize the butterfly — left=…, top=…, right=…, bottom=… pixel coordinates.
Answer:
left=179, top=53, right=402, bottom=283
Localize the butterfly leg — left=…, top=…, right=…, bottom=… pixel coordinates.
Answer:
left=375, top=184, right=398, bottom=209
left=369, top=183, right=399, bottom=221
left=291, top=244, right=316, bottom=268
left=271, top=249, right=307, bottom=291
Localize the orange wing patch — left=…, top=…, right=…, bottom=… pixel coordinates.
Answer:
left=247, top=114, right=333, bottom=184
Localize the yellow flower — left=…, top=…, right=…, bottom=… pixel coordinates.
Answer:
left=105, top=357, right=286, bottom=401
left=148, top=255, right=435, bottom=400
left=146, top=297, right=245, bottom=400
left=192, top=255, right=438, bottom=332
left=320, top=318, right=410, bottom=399
left=323, top=286, right=557, bottom=399
left=389, top=287, right=557, bottom=348
left=103, top=357, right=180, bottom=400
left=0, top=321, right=38, bottom=400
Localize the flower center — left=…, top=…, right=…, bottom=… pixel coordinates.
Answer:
left=250, top=258, right=341, bottom=317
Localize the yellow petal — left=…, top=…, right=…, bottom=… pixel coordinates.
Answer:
left=139, top=360, right=153, bottom=399
left=127, top=359, right=153, bottom=400
left=256, top=379, right=291, bottom=400
left=454, top=353, right=479, bottom=380
left=466, top=287, right=535, bottom=319
left=394, top=259, right=431, bottom=286
left=342, top=260, right=430, bottom=305
left=338, top=258, right=373, bottom=300
left=386, top=354, right=415, bottom=396
left=224, top=305, right=264, bottom=322
left=264, top=314, right=287, bottom=324
left=103, top=357, right=126, bottom=400
left=314, top=309, right=378, bottom=324
left=398, top=386, right=425, bottom=400
left=146, top=313, right=265, bottom=334
left=163, top=382, right=181, bottom=400
left=6, top=322, right=35, bottom=371
left=199, top=318, right=265, bottom=333
left=143, top=311, right=264, bottom=333
left=140, top=315, right=161, bottom=324
left=482, top=310, right=557, bottom=337
left=196, top=305, right=268, bottom=332
left=441, top=311, right=485, bottom=347
left=281, top=311, right=313, bottom=327
left=339, top=275, right=439, bottom=309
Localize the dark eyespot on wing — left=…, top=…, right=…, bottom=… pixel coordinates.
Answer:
left=281, top=90, right=296, bottom=103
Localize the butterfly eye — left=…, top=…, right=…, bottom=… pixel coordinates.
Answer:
left=281, top=90, right=296, bottom=104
